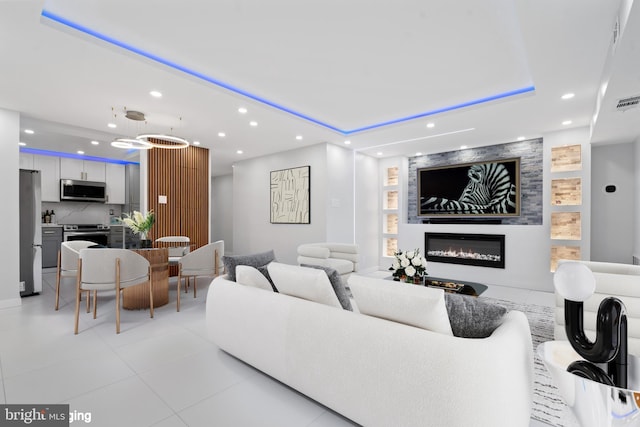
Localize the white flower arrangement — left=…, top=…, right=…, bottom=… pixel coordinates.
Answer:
left=389, top=248, right=427, bottom=281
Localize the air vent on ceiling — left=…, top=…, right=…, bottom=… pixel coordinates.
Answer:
left=616, top=95, right=640, bottom=111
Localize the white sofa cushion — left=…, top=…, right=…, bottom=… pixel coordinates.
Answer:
left=268, top=262, right=342, bottom=309
left=236, top=265, right=274, bottom=292
left=349, top=275, right=453, bottom=335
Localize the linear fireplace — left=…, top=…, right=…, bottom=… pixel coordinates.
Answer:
left=425, top=232, right=505, bottom=269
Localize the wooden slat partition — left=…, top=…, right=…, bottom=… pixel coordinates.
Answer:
left=147, top=142, right=209, bottom=275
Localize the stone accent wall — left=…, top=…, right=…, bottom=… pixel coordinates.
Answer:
left=407, top=138, right=543, bottom=225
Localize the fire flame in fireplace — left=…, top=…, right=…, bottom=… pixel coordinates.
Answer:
left=427, top=247, right=501, bottom=262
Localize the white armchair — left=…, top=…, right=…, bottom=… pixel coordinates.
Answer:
left=176, top=240, right=224, bottom=311
left=297, top=243, right=359, bottom=279
left=554, top=259, right=640, bottom=355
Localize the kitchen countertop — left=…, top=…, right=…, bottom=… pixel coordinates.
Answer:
left=41, top=223, right=63, bottom=228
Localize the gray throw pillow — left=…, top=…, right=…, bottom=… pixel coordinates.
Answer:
left=256, top=265, right=278, bottom=292
left=444, top=294, right=507, bottom=338
left=300, top=264, right=353, bottom=311
left=222, top=250, right=276, bottom=282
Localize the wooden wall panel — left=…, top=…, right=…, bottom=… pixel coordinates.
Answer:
left=551, top=178, right=582, bottom=206
left=551, top=145, right=582, bottom=172
left=550, top=245, right=581, bottom=272
left=551, top=212, right=581, bottom=240
left=147, top=143, right=209, bottom=276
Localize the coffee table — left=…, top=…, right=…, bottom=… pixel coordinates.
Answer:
left=423, top=276, right=487, bottom=296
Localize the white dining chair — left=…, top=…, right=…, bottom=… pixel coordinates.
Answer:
left=155, top=236, right=191, bottom=264
left=55, top=240, right=95, bottom=311
left=74, top=248, right=153, bottom=334
left=176, top=240, right=224, bottom=311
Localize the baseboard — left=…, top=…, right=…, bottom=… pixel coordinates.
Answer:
left=0, top=297, right=22, bottom=309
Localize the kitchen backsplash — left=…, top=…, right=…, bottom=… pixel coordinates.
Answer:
left=41, top=202, right=123, bottom=225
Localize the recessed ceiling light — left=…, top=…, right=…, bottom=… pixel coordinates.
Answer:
left=295, top=135, right=303, bottom=140
left=24, top=129, right=34, bottom=134
left=218, top=132, right=226, bottom=137
left=91, top=140, right=99, bottom=145
left=415, top=152, right=423, bottom=156
left=18, top=142, right=26, bottom=146
left=460, top=145, right=468, bottom=150
left=377, top=152, right=383, bottom=156
left=426, top=123, right=435, bottom=128
left=77, top=150, right=85, bottom=155
left=562, top=120, right=572, bottom=126
left=237, top=150, right=243, bottom=154
left=238, top=107, right=247, bottom=114
left=193, top=141, right=201, bottom=146
left=108, top=123, right=117, bottom=128
left=517, top=136, right=525, bottom=141
left=150, top=90, right=162, bottom=98
left=344, top=140, right=351, bottom=145
left=249, top=121, right=258, bottom=127
left=561, top=93, right=575, bottom=100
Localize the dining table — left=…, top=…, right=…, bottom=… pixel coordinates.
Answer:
left=122, top=247, right=170, bottom=309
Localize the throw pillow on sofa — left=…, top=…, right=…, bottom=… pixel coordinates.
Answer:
left=222, top=250, right=276, bottom=282
left=444, top=294, right=507, bottom=338
left=349, top=275, right=453, bottom=335
left=300, top=264, right=352, bottom=311
left=268, top=262, right=349, bottom=310
left=236, top=265, right=277, bottom=292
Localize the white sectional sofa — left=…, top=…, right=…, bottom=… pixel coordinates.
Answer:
left=206, top=263, right=533, bottom=427
left=554, top=259, right=640, bottom=355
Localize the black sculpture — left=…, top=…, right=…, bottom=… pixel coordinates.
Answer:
left=555, top=262, right=628, bottom=388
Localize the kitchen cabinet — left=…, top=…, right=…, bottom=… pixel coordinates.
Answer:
left=42, top=226, right=62, bottom=268
left=105, top=163, right=125, bottom=204
left=60, top=158, right=106, bottom=182
left=33, top=155, right=60, bottom=202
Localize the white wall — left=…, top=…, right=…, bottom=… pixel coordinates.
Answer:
left=355, top=152, right=380, bottom=272
left=635, top=139, right=640, bottom=261
left=212, top=174, right=234, bottom=254
left=591, top=142, right=634, bottom=263
left=0, top=109, right=22, bottom=308
left=326, top=144, right=355, bottom=242
left=233, top=143, right=332, bottom=264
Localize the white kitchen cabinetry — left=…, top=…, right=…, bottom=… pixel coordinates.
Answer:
left=33, top=155, right=60, bottom=202
left=105, top=163, right=125, bottom=204
left=60, top=158, right=106, bottom=182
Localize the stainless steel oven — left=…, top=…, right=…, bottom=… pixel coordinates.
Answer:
left=63, top=224, right=110, bottom=247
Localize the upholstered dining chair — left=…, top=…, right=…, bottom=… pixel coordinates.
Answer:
left=74, top=248, right=152, bottom=334
left=176, top=240, right=224, bottom=311
left=55, top=240, right=95, bottom=311
left=155, top=236, right=190, bottom=264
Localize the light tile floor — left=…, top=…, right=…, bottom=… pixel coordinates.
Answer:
left=0, top=269, right=554, bottom=427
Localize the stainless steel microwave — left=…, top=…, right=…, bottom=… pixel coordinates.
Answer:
left=60, top=179, right=107, bottom=203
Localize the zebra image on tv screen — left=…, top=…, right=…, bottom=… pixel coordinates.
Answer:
left=418, top=158, right=519, bottom=216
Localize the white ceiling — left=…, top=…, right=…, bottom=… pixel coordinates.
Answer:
left=1, top=0, right=638, bottom=176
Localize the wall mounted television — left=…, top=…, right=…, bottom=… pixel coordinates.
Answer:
left=418, top=158, right=520, bottom=217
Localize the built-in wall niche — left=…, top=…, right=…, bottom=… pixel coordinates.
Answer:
left=384, top=237, right=398, bottom=257
left=384, top=213, right=398, bottom=234
left=384, top=190, right=398, bottom=210
left=550, top=245, right=581, bottom=272
left=385, top=167, right=398, bottom=186
left=551, top=178, right=582, bottom=205
left=551, top=144, right=582, bottom=172
left=551, top=212, right=581, bottom=240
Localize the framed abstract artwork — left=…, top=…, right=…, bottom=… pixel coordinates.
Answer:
left=270, top=165, right=310, bottom=224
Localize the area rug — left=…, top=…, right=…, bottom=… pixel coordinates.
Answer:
left=480, top=297, right=579, bottom=427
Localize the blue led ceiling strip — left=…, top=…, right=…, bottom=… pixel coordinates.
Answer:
left=41, top=9, right=535, bottom=136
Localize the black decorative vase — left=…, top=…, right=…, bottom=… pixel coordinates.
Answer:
left=564, top=297, right=628, bottom=388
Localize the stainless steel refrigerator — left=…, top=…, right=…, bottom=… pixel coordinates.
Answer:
left=19, top=169, right=42, bottom=296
